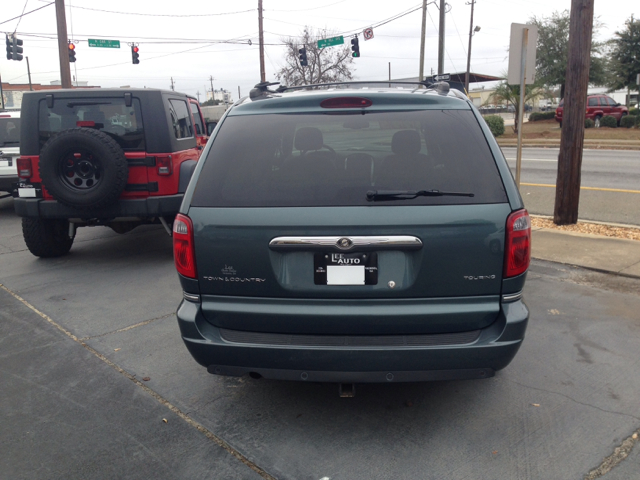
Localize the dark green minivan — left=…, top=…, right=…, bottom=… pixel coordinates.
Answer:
left=174, top=82, right=530, bottom=384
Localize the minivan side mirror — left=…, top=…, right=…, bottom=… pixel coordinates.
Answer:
left=206, top=122, right=217, bottom=135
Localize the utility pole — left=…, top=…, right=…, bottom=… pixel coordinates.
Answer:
left=170, top=77, right=175, bottom=91
left=553, top=0, right=595, bottom=225
left=55, top=0, right=72, bottom=88
left=258, top=0, right=266, bottom=82
left=437, top=0, right=446, bottom=74
left=26, top=57, right=33, bottom=91
left=196, top=91, right=200, bottom=103
left=418, top=0, right=428, bottom=82
left=0, top=73, right=5, bottom=109
left=238, top=86, right=241, bottom=99
left=464, top=0, right=476, bottom=94
left=209, top=75, right=215, bottom=100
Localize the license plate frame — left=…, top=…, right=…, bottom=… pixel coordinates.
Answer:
left=314, top=252, right=378, bottom=285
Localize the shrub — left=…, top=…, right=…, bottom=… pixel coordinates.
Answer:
left=528, top=111, right=556, bottom=122
left=620, top=115, right=638, bottom=128
left=585, top=118, right=595, bottom=128
left=484, top=115, right=505, bottom=137
left=599, top=115, right=617, bottom=128
left=629, top=107, right=639, bottom=116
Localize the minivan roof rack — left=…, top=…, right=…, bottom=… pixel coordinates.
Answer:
left=249, top=80, right=452, bottom=100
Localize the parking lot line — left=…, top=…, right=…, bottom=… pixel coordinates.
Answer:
left=0, top=283, right=277, bottom=480
left=521, top=183, right=640, bottom=194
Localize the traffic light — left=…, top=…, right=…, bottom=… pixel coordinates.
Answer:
left=298, top=47, right=308, bottom=67
left=68, top=42, right=76, bottom=63
left=5, top=34, right=24, bottom=61
left=131, top=45, right=140, bottom=64
left=351, top=36, right=360, bottom=58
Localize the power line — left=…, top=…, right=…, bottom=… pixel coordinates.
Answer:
left=267, top=0, right=348, bottom=12
left=13, top=0, right=30, bottom=33
left=0, top=1, right=53, bottom=27
left=68, top=6, right=255, bottom=17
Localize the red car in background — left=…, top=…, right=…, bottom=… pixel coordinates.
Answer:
left=555, top=94, right=629, bottom=127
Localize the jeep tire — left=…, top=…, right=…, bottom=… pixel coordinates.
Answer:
left=39, top=128, right=129, bottom=209
left=22, top=218, right=74, bottom=257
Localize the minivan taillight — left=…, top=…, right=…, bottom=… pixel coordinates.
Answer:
left=173, top=214, right=197, bottom=278
left=17, top=158, right=32, bottom=180
left=504, top=209, right=531, bottom=278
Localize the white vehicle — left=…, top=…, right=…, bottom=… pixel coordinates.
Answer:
left=0, top=110, right=20, bottom=194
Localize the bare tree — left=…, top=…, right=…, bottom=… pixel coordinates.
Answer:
left=276, top=28, right=355, bottom=86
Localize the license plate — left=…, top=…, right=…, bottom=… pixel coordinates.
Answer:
left=12, top=182, right=42, bottom=199
left=18, top=188, right=37, bottom=198
left=314, top=252, right=378, bottom=285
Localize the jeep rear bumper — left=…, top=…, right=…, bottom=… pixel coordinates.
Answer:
left=13, top=195, right=184, bottom=219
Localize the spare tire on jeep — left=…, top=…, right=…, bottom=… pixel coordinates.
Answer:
left=39, top=128, right=129, bottom=209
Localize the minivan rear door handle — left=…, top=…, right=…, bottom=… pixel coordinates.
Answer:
left=269, top=235, right=423, bottom=252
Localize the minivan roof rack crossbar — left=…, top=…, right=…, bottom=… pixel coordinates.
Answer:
left=249, top=80, right=451, bottom=99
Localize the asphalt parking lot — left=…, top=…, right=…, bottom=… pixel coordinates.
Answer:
left=1, top=195, right=639, bottom=480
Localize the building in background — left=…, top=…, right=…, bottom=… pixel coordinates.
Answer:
left=207, top=88, right=232, bottom=104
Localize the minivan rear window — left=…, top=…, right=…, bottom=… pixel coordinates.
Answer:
left=38, top=97, right=144, bottom=150
left=192, top=110, right=507, bottom=207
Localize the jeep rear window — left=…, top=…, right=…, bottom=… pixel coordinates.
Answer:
left=38, top=97, right=144, bottom=150
left=0, top=118, right=20, bottom=147
left=191, top=110, right=507, bottom=207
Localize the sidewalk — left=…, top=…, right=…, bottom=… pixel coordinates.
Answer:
left=532, top=227, right=640, bottom=278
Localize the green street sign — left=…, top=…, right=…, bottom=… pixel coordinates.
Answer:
left=317, top=36, right=344, bottom=49
left=88, top=39, right=121, bottom=49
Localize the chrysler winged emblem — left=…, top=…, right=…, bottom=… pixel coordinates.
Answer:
left=337, top=237, right=353, bottom=249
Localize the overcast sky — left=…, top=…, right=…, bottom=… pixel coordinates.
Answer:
left=1, top=0, right=637, bottom=100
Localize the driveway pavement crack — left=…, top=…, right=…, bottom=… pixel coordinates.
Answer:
left=79, top=313, right=174, bottom=341
left=0, top=283, right=277, bottom=480
left=507, top=379, right=640, bottom=422
left=584, top=429, right=640, bottom=479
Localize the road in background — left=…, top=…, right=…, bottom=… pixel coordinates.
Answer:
left=501, top=147, right=640, bottom=225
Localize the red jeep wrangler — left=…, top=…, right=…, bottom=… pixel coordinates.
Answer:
left=12, top=88, right=209, bottom=257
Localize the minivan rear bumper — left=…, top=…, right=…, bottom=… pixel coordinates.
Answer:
left=177, top=296, right=529, bottom=383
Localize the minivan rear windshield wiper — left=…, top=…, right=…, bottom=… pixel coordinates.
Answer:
left=366, top=189, right=474, bottom=201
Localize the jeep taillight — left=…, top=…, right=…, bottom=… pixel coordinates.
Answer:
left=173, top=214, right=197, bottom=279
left=157, top=155, right=172, bottom=176
left=17, top=158, right=32, bottom=180
left=504, top=209, right=531, bottom=278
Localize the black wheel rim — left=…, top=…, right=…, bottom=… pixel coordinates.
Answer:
left=58, top=148, right=103, bottom=190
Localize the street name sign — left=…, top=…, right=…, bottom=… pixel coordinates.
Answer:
left=317, top=36, right=344, bottom=48
left=88, top=39, right=121, bottom=49
left=434, top=73, right=450, bottom=81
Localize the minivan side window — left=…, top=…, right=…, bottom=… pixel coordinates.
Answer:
left=169, top=99, right=194, bottom=139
